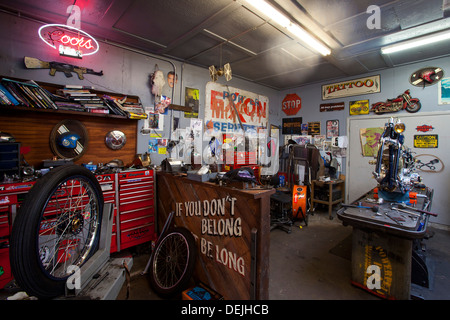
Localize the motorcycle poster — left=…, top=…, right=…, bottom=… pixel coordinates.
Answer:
left=349, top=99, right=370, bottom=115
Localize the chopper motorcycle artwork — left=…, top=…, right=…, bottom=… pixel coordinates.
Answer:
left=371, top=90, right=421, bottom=114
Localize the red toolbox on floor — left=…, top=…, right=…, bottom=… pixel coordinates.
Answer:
left=0, top=168, right=157, bottom=289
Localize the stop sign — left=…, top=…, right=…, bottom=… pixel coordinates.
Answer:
left=282, top=94, right=301, bottom=116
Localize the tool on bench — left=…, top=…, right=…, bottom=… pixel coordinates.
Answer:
left=394, top=203, right=438, bottom=217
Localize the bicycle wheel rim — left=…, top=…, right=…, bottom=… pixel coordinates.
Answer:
left=152, top=231, right=191, bottom=290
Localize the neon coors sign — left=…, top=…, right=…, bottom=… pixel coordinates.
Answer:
left=38, top=24, right=99, bottom=58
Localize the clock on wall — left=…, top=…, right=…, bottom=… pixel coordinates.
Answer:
left=105, top=130, right=126, bottom=150
left=50, top=119, right=88, bottom=161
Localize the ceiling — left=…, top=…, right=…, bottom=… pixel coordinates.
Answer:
left=1, top=0, right=450, bottom=90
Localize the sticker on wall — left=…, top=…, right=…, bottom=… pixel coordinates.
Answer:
left=410, top=67, right=444, bottom=87
left=416, top=124, right=434, bottom=132
left=414, top=135, right=438, bottom=148
left=349, top=99, right=370, bottom=115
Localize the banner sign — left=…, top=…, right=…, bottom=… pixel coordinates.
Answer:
left=322, top=75, right=380, bottom=100
left=205, top=82, right=269, bottom=132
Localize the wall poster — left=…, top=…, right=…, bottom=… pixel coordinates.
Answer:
left=360, top=127, right=384, bottom=157
left=326, top=120, right=339, bottom=138
left=205, top=82, right=269, bottom=132
left=184, top=87, right=200, bottom=118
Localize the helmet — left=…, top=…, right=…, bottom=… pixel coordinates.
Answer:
left=58, top=132, right=80, bottom=149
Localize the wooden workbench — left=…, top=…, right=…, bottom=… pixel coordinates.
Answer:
left=156, top=172, right=275, bottom=300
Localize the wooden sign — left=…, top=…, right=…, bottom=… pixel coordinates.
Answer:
left=156, top=172, right=274, bottom=300
left=322, top=75, right=380, bottom=100
left=320, top=102, right=345, bottom=112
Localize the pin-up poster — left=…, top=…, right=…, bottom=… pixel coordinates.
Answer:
left=205, top=82, right=269, bottom=132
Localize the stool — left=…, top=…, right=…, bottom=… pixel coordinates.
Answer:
left=270, top=191, right=293, bottom=233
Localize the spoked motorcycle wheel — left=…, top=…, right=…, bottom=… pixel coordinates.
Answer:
left=149, top=227, right=197, bottom=297
left=10, top=165, right=103, bottom=299
left=405, top=100, right=421, bottom=113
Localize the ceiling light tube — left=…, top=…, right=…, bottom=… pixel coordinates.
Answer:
left=243, top=0, right=330, bottom=56
left=381, top=29, right=450, bottom=54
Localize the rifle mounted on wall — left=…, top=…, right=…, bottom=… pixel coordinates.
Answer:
left=24, top=56, right=103, bottom=80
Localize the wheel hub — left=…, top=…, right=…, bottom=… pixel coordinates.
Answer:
left=58, top=211, right=84, bottom=235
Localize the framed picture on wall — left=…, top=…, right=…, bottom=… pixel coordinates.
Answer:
left=282, top=117, right=302, bottom=134
left=307, top=121, right=321, bottom=136
left=438, top=78, right=450, bottom=104
left=326, top=120, right=339, bottom=138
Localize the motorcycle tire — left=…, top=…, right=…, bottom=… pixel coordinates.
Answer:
left=149, top=227, right=197, bottom=298
left=405, top=100, right=421, bottom=113
left=10, top=165, right=104, bottom=299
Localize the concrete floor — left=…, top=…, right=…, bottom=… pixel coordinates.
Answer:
left=1, top=208, right=449, bottom=301
left=114, top=208, right=450, bottom=301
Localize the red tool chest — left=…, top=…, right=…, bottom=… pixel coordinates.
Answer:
left=0, top=181, right=34, bottom=289
left=117, top=169, right=156, bottom=251
left=0, top=168, right=156, bottom=289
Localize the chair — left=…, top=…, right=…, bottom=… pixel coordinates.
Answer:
left=270, top=191, right=293, bottom=233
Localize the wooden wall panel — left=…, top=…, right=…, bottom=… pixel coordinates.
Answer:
left=0, top=109, right=138, bottom=168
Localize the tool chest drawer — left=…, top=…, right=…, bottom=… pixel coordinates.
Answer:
left=120, top=210, right=154, bottom=229
left=0, top=210, right=9, bottom=238
left=0, top=245, right=12, bottom=289
left=120, top=222, right=155, bottom=250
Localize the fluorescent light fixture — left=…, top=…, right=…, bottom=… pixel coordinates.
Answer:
left=243, top=0, right=331, bottom=56
left=381, top=29, right=450, bottom=54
